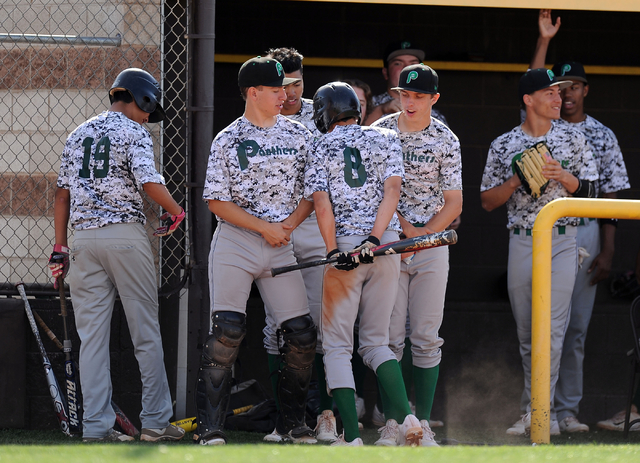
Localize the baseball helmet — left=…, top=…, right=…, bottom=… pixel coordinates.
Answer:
left=312, top=82, right=361, bottom=134
left=109, top=68, right=165, bottom=123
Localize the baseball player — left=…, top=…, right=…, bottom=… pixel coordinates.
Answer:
left=306, top=81, right=423, bottom=447
left=260, top=47, right=337, bottom=441
left=365, top=41, right=448, bottom=127
left=197, top=56, right=317, bottom=445
left=372, top=64, right=462, bottom=447
left=480, top=68, right=598, bottom=436
left=529, top=9, right=630, bottom=433
left=49, top=68, right=186, bottom=443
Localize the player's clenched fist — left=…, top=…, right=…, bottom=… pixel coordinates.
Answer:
left=154, top=208, right=185, bottom=236
left=327, top=248, right=359, bottom=271
left=48, top=244, right=70, bottom=288
left=349, top=235, right=380, bottom=264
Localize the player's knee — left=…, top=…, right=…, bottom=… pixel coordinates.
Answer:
left=202, top=311, right=246, bottom=368
left=279, top=314, right=317, bottom=370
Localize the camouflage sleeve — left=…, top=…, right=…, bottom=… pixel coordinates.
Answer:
left=440, top=134, right=463, bottom=191
left=480, top=139, right=508, bottom=192
left=382, top=134, right=405, bottom=182
left=304, top=139, right=328, bottom=201
left=130, top=130, right=165, bottom=190
left=599, top=129, right=630, bottom=193
left=573, top=132, right=598, bottom=182
left=203, top=137, right=233, bottom=202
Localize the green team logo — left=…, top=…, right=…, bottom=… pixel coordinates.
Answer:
left=275, top=62, right=283, bottom=76
left=401, top=41, right=411, bottom=49
left=546, top=69, right=555, bottom=81
left=406, top=70, right=419, bottom=84
left=561, top=64, right=572, bottom=76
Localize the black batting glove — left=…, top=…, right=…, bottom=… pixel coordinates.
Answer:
left=350, top=235, right=380, bottom=265
left=327, top=248, right=359, bottom=271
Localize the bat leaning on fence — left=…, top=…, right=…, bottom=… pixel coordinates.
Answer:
left=16, top=282, right=72, bottom=436
left=30, top=299, right=140, bottom=437
left=270, top=229, right=458, bottom=277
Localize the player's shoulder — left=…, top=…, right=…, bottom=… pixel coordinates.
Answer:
left=430, top=117, right=459, bottom=142
left=371, top=112, right=400, bottom=130
left=550, top=119, right=588, bottom=145
left=582, top=114, right=618, bottom=140
left=361, top=124, right=399, bottom=140
left=489, top=125, right=521, bottom=148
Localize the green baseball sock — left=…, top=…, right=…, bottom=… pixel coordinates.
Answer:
left=401, top=339, right=413, bottom=399
left=315, top=353, right=333, bottom=412
left=268, top=353, right=282, bottom=410
left=332, top=388, right=360, bottom=442
left=376, top=359, right=411, bottom=422
left=413, top=364, right=439, bottom=421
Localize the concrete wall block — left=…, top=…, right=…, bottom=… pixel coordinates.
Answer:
left=29, top=131, right=66, bottom=173
left=12, top=3, right=49, bottom=35
left=0, top=131, right=31, bottom=172
left=14, top=90, right=49, bottom=132
left=122, top=2, right=162, bottom=46
left=49, top=3, right=87, bottom=37
left=87, top=3, right=123, bottom=38
left=0, top=216, right=30, bottom=258
left=49, top=89, right=87, bottom=132
left=0, top=91, right=13, bottom=131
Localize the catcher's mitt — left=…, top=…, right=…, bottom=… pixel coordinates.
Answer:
left=512, top=142, right=552, bottom=198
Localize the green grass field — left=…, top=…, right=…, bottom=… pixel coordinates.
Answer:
left=2, top=427, right=639, bottom=462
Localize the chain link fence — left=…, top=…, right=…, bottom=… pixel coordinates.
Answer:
left=0, top=0, right=188, bottom=293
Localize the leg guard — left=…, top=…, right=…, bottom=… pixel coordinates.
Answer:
left=195, top=311, right=246, bottom=443
left=276, top=314, right=317, bottom=437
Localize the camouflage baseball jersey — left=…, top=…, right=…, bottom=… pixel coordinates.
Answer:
left=372, top=92, right=449, bottom=127
left=304, top=124, right=404, bottom=237
left=57, top=111, right=165, bottom=230
left=481, top=120, right=598, bottom=229
left=203, top=115, right=311, bottom=223
left=373, top=113, right=462, bottom=225
left=285, top=98, right=322, bottom=138
left=559, top=116, right=630, bottom=195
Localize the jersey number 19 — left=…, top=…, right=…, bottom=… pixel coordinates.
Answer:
left=79, top=136, right=110, bottom=179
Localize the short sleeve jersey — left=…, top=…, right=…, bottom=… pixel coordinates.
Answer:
left=373, top=113, right=462, bottom=225
left=285, top=98, right=322, bottom=139
left=57, top=111, right=165, bottom=230
left=203, top=115, right=311, bottom=223
left=304, top=124, right=404, bottom=237
left=561, top=115, right=630, bottom=195
left=481, top=120, right=598, bottom=229
left=372, top=92, right=449, bottom=127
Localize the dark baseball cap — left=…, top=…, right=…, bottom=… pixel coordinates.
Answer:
left=552, top=61, right=588, bottom=84
left=384, top=41, right=425, bottom=67
left=391, top=64, right=439, bottom=94
left=519, top=68, right=572, bottom=102
left=238, top=56, right=300, bottom=88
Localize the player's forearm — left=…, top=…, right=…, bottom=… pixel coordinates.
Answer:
left=312, top=192, right=338, bottom=252
left=530, top=36, right=551, bottom=69
left=53, top=187, right=71, bottom=246
left=283, top=198, right=314, bottom=230
left=208, top=199, right=271, bottom=235
left=481, top=175, right=520, bottom=212
left=425, top=190, right=463, bottom=233
left=142, top=182, right=182, bottom=215
left=370, top=177, right=402, bottom=239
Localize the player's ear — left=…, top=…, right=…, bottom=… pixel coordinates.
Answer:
left=582, top=84, right=589, bottom=98
left=382, top=67, right=389, bottom=81
left=430, top=93, right=441, bottom=105
left=522, top=94, right=533, bottom=107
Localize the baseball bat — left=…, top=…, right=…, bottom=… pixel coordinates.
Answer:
left=58, top=276, right=82, bottom=435
left=16, top=282, right=72, bottom=436
left=271, top=229, right=458, bottom=277
left=30, top=306, right=140, bottom=437
left=171, top=404, right=255, bottom=432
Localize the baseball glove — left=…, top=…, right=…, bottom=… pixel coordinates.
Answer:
left=512, top=142, right=552, bottom=199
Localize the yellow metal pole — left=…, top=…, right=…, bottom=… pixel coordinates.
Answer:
left=531, top=198, right=640, bottom=444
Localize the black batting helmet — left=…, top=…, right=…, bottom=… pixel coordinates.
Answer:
left=109, top=68, right=165, bottom=123
left=312, top=82, right=361, bottom=134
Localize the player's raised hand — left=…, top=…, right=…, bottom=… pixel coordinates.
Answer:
left=539, top=9, right=561, bottom=40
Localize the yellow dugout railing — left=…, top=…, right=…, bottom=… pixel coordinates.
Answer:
left=531, top=198, right=640, bottom=444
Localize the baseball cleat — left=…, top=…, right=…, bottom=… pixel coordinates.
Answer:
left=315, top=410, right=338, bottom=442
left=140, top=424, right=185, bottom=442
left=559, top=416, right=589, bottom=433
left=374, top=419, right=399, bottom=446
left=506, top=412, right=559, bottom=436
left=331, top=433, right=363, bottom=446
left=372, top=404, right=386, bottom=427
left=398, top=414, right=423, bottom=446
left=597, top=409, right=640, bottom=432
left=419, top=420, right=439, bottom=447
left=355, top=393, right=366, bottom=420
left=263, top=428, right=283, bottom=442
left=83, top=429, right=134, bottom=443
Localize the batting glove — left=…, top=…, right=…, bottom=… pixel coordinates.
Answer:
left=48, top=244, right=70, bottom=288
left=349, top=235, right=380, bottom=265
left=154, top=208, right=185, bottom=236
left=327, top=248, right=359, bottom=271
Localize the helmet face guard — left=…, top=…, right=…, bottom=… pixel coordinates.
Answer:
left=109, top=68, right=165, bottom=123
left=313, top=82, right=361, bottom=134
